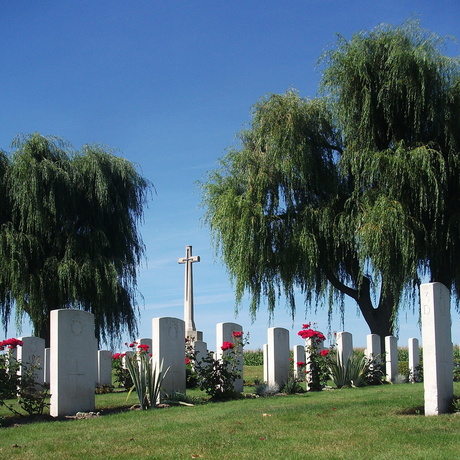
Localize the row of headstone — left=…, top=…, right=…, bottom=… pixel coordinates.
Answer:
left=7, top=283, right=453, bottom=417
left=262, top=328, right=415, bottom=390
left=42, top=313, right=244, bottom=416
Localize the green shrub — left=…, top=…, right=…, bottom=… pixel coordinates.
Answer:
left=243, top=350, right=264, bottom=366
left=398, top=361, right=409, bottom=379
left=281, top=378, right=304, bottom=394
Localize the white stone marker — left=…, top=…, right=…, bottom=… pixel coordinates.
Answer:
left=263, top=343, right=269, bottom=383
left=192, top=339, right=208, bottom=369
left=216, top=322, right=243, bottom=392
left=137, top=338, right=153, bottom=354
left=408, top=338, right=420, bottom=383
left=365, top=334, right=381, bottom=363
left=17, top=336, right=46, bottom=386
left=122, top=350, right=135, bottom=369
left=293, top=344, right=305, bottom=379
left=336, top=332, right=353, bottom=365
left=267, top=327, right=290, bottom=389
left=50, top=309, right=97, bottom=417
left=152, top=317, right=186, bottom=395
left=44, top=347, right=50, bottom=384
left=97, top=350, right=113, bottom=386
left=421, top=282, right=453, bottom=416
left=385, top=335, right=398, bottom=382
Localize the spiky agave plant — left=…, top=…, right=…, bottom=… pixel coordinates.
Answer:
left=125, top=353, right=169, bottom=409
left=328, top=353, right=368, bottom=388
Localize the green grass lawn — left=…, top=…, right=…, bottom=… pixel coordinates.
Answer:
left=1, top=381, right=460, bottom=459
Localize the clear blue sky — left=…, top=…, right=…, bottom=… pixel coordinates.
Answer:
left=1, top=1, right=459, bottom=351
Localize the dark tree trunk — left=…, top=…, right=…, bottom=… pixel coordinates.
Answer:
left=326, top=269, right=394, bottom=355
left=36, top=315, right=51, bottom=349
left=355, top=282, right=394, bottom=357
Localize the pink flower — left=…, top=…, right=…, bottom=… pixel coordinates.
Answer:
left=232, top=331, right=243, bottom=338
left=221, top=341, right=235, bottom=351
left=320, top=349, right=329, bottom=357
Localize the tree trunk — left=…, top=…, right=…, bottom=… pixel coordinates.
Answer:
left=36, top=315, right=51, bottom=349
left=325, top=269, right=394, bottom=355
left=355, top=284, right=394, bottom=357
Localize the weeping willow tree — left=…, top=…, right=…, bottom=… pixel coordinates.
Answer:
left=201, top=21, right=460, bottom=351
left=0, top=133, right=149, bottom=347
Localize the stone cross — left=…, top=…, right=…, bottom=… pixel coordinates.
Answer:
left=178, top=245, right=200, bottom=337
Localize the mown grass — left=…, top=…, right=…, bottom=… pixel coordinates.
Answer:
left=1, top=382, right=460, bottom=459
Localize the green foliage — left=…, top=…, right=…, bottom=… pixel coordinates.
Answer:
left=328, top=353, right=369, bottom=388
left=125, top=351, right=168, bottom=410
left=453, top=362, right=460, bottom=382
left=95, top=385, right=114, bottom=394
left=243, top=349, right=264, bottom=366
left=254, top=382, right=280, bottom=397
left=398, top=361, right=410, bottom=380
left=200, top=20, right=460, bottom=343
left=0, top=344, right=50, bottom=416
left=192, top=352, right=241, bottom=401
left=281, top=378, right=304, bottom=394
left=112, top=355, right=134, bottom=390
left=187, top=336, right=245, bottom=401
left=0, top=133, right=150, bottom=346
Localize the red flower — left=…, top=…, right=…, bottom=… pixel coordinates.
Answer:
left=302, top=323, right=311, bottom=329
left=137, top=344, right=149, bottom=352
left=185, top=357, right=191, bottom=365
left=297, top=328, right=325, bottom=343
left=232, top=331, right=243, bottom=338
left=128, top=342, right=137, bottom=348
left=221, top=341, right=235, bottom=351
left=0, top=338, right=23, bottom=349
left=296, top=361, right=306, bottom=368
left=320, top=349, right=329, bottom=357
left=112, top=353, right=122, bottom=360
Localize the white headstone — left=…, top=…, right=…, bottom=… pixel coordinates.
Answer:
left=385, top=335, right=398, bottom=382
left=421, top=282, right=453, bottom=415
left=17, top=336, right=45, bottom=386
left=408, top=337, right=420, bottom=383
left=192, top=339, right=208, bottom=369
left=137, top=338, right=153, bottom=354
left=267, top=327, right=290, bottom=389
left=97, top=350, right=113, bottom=386
left=215, top=322, right=243, bottom=392
left=152, top=317, right=186, bottom=395
left=122, top=350, right=135, bottom=369
left=336, top=332, right=353, bottom=365
left=50, top=309, right=97, bottom=417
left=366, top=334, right=381, bottom=363
left=293, top=344, right=305, bottom=379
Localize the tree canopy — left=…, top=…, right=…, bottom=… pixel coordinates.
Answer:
left=0, top=133, right=150, bottom=347
left=200, top=21, right=460, bottom=348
